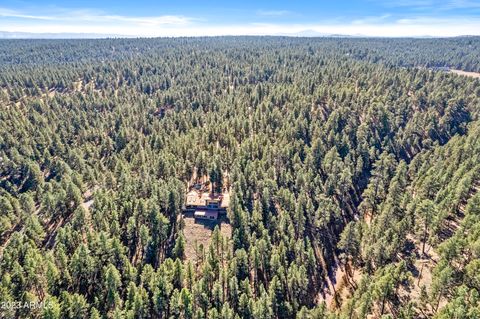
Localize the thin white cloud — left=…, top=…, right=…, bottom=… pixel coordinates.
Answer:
left=0, top=7, right=194, bottom=26
left=443, top=0, right=480, bottom=9
left=374, top=0, right=480, bottom=10
left=352, top=14, right=392, bottom=25
left=0, top=7, right=54, bottom=20
left=377, top=0, right=435, bottom=7
left=96, top=15, right=193, bottom=26
left=256, top=10, right=291, bottom=16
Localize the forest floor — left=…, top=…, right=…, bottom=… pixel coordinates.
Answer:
left=182, top=216, right=231, bottom=262
left=0, top=186, right=98, bottom=256
left=3, top=77, right=91, bottom=108
left=399, top=234, right=441, bottom=316
left=323, top=262, right=363, bottom=311
left=43, top=186, right=97, bottom=248
left=399, top=181, right=479, bottom=317
left=450, top=69, right=480, bottom=78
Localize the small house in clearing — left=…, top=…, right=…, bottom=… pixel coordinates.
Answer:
left=184, top=190, right=229, bottom=221
left=184, top=171, right=230, bottom=221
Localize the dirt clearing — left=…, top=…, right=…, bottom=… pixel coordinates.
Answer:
left=182, top=216, right=232, bottom=262
left=450, top=69, right=480, bottom=79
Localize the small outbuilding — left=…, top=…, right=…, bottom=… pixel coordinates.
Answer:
left=194, top=210, right=218, bottom=220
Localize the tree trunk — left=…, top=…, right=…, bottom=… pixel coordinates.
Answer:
left=422, top=222, right=428, bottom=256
left=380, top=294, right=386, bottom=315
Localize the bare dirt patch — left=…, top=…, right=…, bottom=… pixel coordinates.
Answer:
left=182, top=216, right=232, bottom=262
left=319, top=262, right=362, bottom=311
left=72, top=80, right=83, bottom=92
left=450, top=69, right=480, bottom=79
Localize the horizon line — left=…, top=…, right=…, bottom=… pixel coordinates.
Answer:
left=1, top=31, right=479, bottom=40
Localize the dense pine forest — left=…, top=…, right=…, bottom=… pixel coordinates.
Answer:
left=1, top=36, right=480, bottom=319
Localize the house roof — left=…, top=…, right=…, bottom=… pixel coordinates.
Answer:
left=186, top=190, right=228, bottom=208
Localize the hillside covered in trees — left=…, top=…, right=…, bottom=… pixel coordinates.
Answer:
left=1, top=37, right=480, bottom=319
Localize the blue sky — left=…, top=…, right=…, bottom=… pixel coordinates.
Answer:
left=1, top=0, right=480, bottom=37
